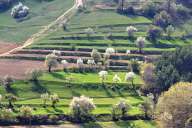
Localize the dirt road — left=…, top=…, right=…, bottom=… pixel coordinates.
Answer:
left=0, top=0, right=83, bottom=57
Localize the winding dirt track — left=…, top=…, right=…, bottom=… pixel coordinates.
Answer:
left=0, top=0, right=83, bottom=79
left=0, top=0, right=83, bottom=57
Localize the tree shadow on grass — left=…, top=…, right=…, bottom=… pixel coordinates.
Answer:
left=102, top=85, right=113, bottom=98
left=82, top=122, right=103, bottom=128
left=71, top=89, right=81, bottom=97
left=31, top=81, right=49, bottom=93
left=114, top=121, right=132, bottom=127
left=115, top=88, right=125, bottom=98
left=54, top=107, right=63, bottom=113
left=50, top=72, right=65, bottom=80
left=45, top=107, right=63, bottom=114
left=6, top=87, right=18, bottom=96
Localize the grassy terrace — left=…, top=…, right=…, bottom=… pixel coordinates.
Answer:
left=82, top=121, right=156, bottom=128
left=26, top=9, right=191, bottom=54
left=0, top=71, right=145, bottom=116
left=0, top=0, right=73, bottom=43
left=68, top=10, right=152, bottom=28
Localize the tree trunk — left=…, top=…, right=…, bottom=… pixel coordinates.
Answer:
left=48, top=66, right=52, bottom=73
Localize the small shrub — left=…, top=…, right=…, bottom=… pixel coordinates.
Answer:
left=147, top=25, right=162, bottom=42
left=0, top=76, right=14, bottom=92
left=153, top=11, right=172, bottom=29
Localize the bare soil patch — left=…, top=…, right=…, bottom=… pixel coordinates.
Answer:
left=0, top=59, right=76, bottom=79
left=0, top=59, right=47, bottom=79
left=0, top=41, right=19, bottom=54
left=93, top=3, right=116, bottom=10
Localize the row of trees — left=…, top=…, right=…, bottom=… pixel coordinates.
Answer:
left=0, top=82, right=191, bottom=126
left=117, top=0, right=191, bottom=22
left=0, top=94, right=153, bottom=123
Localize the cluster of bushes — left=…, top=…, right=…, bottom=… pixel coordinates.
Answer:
left=139, top=46, right=192, bottom=127
left=116, top=0, right=191, bottom=34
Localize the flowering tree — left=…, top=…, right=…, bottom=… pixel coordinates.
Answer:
left=84, top=28, right=94, bottom=40
left=77, top=58, right=83, bottom=66
left=52, top=50, right=61, bottom=56
left=139, top=95, right=155, bottom=119
left=126, top=50, right=131, bottom=55
left=50, top=94, right=59, bottom=108
left=112, top=99, right=131, bottom=119
left=87, top=59, right=95, bottom=65
left=45, top=53, right=58, bottom=72
left=20, top=106, right=33, bottom=118
left=11, top=2, right=29, bottom=19
left=135, top=37, right=145, bottom=53
left=0, top=108, right=15, bottom=121
left=125, top=72, right=136, bottom=89
left=105, top=48, right=115, bottom=55
left=0, top=75, right=14, bottom=92
left=77, top=58, right=84, bottom=72
left=117, top=99, right=131, bottom=117
left=87, top=59, right=95, bottom=70
left=166, top=25, right=174, bottom=39
left=61, top=60, right=68, bottom=72
left=70, top=95, right=96, bottom=122
left=91, top=49, right=102, bottom=64
left=98, top=71, right=108, bottom=85
left=126, top=26, right=137, bottom=38
left=156, top=82, right=192, bottom=128
left=113, top=74, right=121, bottom=85
left=41, top=93, right=49, bottom=107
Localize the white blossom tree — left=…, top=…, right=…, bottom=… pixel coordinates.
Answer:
left=77, top=58, right=84, bottom=72
left=136, top=37, right=145, bottom=53
left=41, top=93, right=49, bottom=107
left=77, top=58, right=84, bottom=66
left=50, top=94, right=59, bottom=108
left=126, top=50, right=131, bottom=55
left=61, top=60, right=68, bottom=72
left=125, top=72, right=136, bottom=89
left=126, top=26, right=137, bottom=38
left=20, top=106, right=33, bottom=118
left=87, top=59, right=95, bottom=65
left=113, top=74, right=121, bottom=84
left=11, top=2, right=29, bottom=19
left=98, top=71, right=108, bottom=85
left=116, top=99, right=131, bottom=117
left=91, top=49, right=102, bottom=64
left=84, top=28, right=94, bottom=40
left=52, top=50, right=61, bottom=56
left=70, top=95, right=96, bottom=121
left=166, top=25, right=174, bottom=39
left=105, top=48, right=115, bottom=55
left=45, top=53, right=58, bottom=72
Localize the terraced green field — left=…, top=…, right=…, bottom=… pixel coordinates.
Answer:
left=0, top=0, right=191, bottom=127
left=0, top=0, right=73, bottom=43
left=0, top=71, right=145, bottom=116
